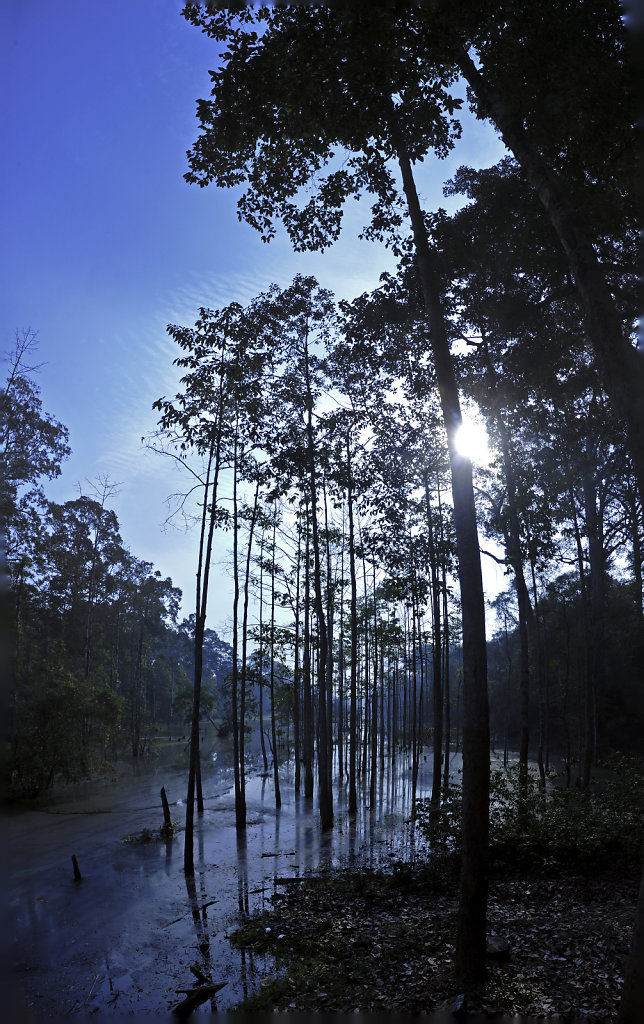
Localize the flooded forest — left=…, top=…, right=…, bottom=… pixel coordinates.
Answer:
left=3, top=3, right=643, bottom=1020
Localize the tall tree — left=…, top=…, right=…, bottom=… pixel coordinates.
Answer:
left=182, top=8, right=490, bottom=979
left=439, top=1, right=643, bottom=500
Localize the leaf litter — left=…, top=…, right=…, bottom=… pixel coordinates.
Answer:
left=230, top=863, right=637, bottom=1018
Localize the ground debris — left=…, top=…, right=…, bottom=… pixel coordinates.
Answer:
left=230, top=865, right=637, bottom=1019
left=170, top=962, right=227, bottom=1017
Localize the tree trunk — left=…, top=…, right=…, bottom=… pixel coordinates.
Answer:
left=270, top=511, right=281, bottom=809
left=425, top=474, right=443, bottom=807
left=293, top=525, right=302, bottom=793
left=303, top=507, right=314, bottom=799
left=231, top=428, right=243, bottom=829
left=323, top=479, right=335, bottom=796
left=397, top=138, right=489, bottom=989
left=370, top=561, right=378, bottom=809
left=239, top=477, right=260, bottom=826
left=304, top=338, right=332, bottom=830
left=185, top=434, right=220, bottom=875
left=617, top=869, right=644, bottom=1024
left=442, top=556, right=451, bottom=797
left=582, top=467, right=606, bottom=789
left=258, top=534, right=269, bottom=774
left=338, top=516, right=345, bottom=782
left=347, top=438, right=358, bottom=815
left=479, top=339, right=533, bottom=805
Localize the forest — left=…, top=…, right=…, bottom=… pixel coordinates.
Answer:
left=3, top=2, right=643, bottom=1020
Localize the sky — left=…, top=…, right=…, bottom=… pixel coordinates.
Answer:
left=1, top=0, right=507, bottom=635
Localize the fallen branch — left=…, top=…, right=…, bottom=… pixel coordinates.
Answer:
left=189, top=963, right=209, bottom=985
left=171, top=981, right=227, bottom=1017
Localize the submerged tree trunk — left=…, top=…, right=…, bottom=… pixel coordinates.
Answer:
left=185, top=434, right=221, bottom=875
left=269, top=510, right=281, bottom=809
left=370, top=560, right=378, bottom=810
left=303, top=508, right=314, bottom=799
left=258, top=534, right=268, bottom=774
left=303, top=344, right=332, bottom=829
left=425, top=474, right=443, bottom=808
left=239, top=477, right=260, bottom=826
left=338, top=517, right=346, bottom=782
left=293, top=524, right=302, bottom=793
left=231, top=428, right=243, bottom=829
left=347, top=440, right=358, bottom=815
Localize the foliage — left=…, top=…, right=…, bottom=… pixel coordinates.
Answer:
left=8, top=671, right=123, bottom=796
left=417, top=757, right=644, bottom=873
left=3, top=336, right=190, bottom=796
left=122, top=820, right=181, bottom=844
left=1, top=329, right=70, bottom=549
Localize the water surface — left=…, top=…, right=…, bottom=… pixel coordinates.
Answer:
left=6, top=736, right=465, bottom=1016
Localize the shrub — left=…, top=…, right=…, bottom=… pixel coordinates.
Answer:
left=416, top=756, right=643, bottom=873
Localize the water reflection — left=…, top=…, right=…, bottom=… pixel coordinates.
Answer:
left=7, top=732, right=468, bottom=1017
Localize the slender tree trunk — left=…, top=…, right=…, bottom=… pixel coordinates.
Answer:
left=239, top=477, right=260, bottom=826
left=527, top=553, right=547, bottom=791
left=380, top=647, right=385, bottom=774
left=304, top=337, right=332, bottom=830
left=568, top=485, right=593, bottom=787
left=389, top=651, right=395, bottom=765
left=360, top=536, right=370, bottom=782
left=338, top=514, right=345, bottom=782
left=396, top=138, right=489, bottom=988
left=184, top=338, right=228, bottom=876
left=293, top=525, right=302, bottom=793
left=231, top=429, right=243, bottom=829
left=185, top=433, right=221, bottom=874
left=442, top=556, right=451, bottom=797
left=479, top=339, right=533, bottom=805
left=303, top=509, right=314, bottom=799
left=270, top=510, right=281, bottom=809
left=347, top=439, right=358, bottom=815
left=323, top=478, right=334, bottom=796
left=617, top=868, right=644, bottom=1024
left=582, top=467, right=606, bottom=789
left=410, top=576, right=419, bottom=817
left=425, top=473, right=443, bottom=807
left=370, top=560, right=378, bottom=809
left=626, top=484, right=643, bottom=620
left=258, top=533, right=268, bottom=773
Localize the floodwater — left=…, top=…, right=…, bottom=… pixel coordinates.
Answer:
left=5, top=733, right=461, bottom=1018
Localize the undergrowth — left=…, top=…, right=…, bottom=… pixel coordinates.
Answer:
left=416, top=754, right=643, bottom=873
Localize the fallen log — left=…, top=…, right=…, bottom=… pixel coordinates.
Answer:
left=171, top=981, right=227, bottom=1016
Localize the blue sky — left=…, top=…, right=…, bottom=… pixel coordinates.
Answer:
left=1, top=1, right=507, bottom=632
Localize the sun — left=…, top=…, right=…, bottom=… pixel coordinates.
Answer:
left=454, top=419, right=491, bottom=466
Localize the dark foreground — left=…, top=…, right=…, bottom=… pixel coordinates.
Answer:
left=231, top=862, right=636, bottom=1019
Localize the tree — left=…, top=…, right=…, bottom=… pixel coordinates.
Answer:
left=1, top=329, right=70, bottom=572
left=438, top=0, right=643, bottom=502
left=183, top=6, right=489, bottom=982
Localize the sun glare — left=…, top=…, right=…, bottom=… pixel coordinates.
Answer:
left=454, top=420, right=491, bottom=465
